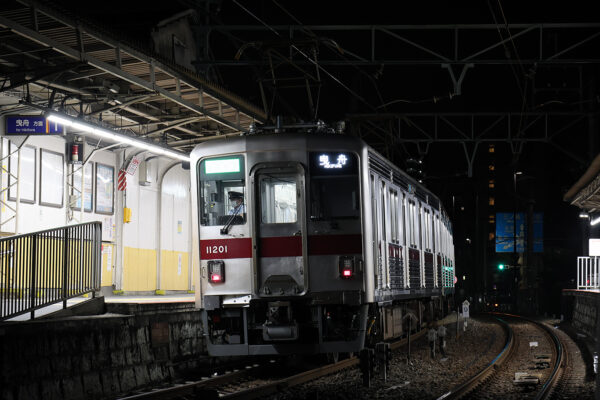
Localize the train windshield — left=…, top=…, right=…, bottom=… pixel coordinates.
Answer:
left=198, top=155, right=246, bottom=226
left=309, top=152, right=360, bottom=220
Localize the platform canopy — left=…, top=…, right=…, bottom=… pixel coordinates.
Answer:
left=564, top=153, right=600, bottom=212
left=0, top=0, right=266, bottom=153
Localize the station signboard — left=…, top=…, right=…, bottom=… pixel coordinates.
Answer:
left=5, top=115, right=63, bottom=135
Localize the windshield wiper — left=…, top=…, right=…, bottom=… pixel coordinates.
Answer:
left=220, top=206, right=242, bottom=234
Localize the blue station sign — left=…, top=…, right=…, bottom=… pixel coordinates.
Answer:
left=5, top=115, right=63, bottom=135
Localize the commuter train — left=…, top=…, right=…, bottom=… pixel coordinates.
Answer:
left=190, top=124, right=455, bottom=357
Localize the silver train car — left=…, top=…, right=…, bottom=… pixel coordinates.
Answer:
left=191, top=130, right=455, bottom=357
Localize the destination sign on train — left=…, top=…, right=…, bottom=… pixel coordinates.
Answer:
left=205, top=157, right=241, bottom=174
left=5, top=115, right=63, bottom=135
left=310, top=151, right=358, bottom=176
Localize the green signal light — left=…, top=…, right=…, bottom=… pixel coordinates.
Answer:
left=498, top=264, right=505, bottom=270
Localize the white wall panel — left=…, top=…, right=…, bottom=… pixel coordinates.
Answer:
left=161, top=166, right=190, bottom=253
left=1, top=135, right=117, bottom=235
left=161, top=193, right=174, bottom=251
left=138, top=187, right=158, bottom=249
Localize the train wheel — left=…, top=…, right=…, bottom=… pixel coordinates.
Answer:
left=326, top=352, right=339, bottom=363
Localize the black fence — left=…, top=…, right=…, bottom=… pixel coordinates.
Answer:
left=0, top=222, right=102, bottom=320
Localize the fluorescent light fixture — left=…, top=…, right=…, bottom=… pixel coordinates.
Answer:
left=580, top=212, right=589, bottom=219
left=46, top=112, right=190, bottom=162
left=591, top=216, right=600, bottom=226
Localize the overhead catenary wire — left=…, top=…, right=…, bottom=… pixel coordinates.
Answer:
left=270, top=0, right=388, bottom=114
left=232, top=0, right=377, bottom=113
left=487, top=0, right=531, bottom=165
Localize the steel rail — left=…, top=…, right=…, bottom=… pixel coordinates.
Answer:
left=118, top=328, right=427, bottom=400
left=221, top=328, right=427, bottom=400
left=436, top=316, right=514, bottom=400
left=490, top=313, right=565, bottom=400
left=532, top=320, right=565, bottom=400
left=118, top=368, right=253, bottom=400
left=437, top=313, right=565, bottom=400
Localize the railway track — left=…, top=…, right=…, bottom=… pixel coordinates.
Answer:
left=118, top=329, right=427, bottom=400
left=437, top=313, right=566, bottom=400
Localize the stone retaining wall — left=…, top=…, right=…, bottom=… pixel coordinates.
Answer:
left=0, top=302, right=207, bottom=400
left=564, top=290, right=600, bottom=338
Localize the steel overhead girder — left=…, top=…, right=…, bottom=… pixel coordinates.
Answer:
left=201, top=23, right=600, bottom=66
left=348, top=111, right=593, bottom=167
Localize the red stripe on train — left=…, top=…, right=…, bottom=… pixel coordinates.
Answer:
left=260, top=236, right=302, bottom=257
left=259, top=235, right=362, bottom=257
left=200, top=234, right=362, bottom=259
left=307, top=234, right=362, bottom=255
left=200, top=238, right=252, bottom=260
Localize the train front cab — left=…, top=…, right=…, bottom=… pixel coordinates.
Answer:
left=192, top=136, right=368, bottom=356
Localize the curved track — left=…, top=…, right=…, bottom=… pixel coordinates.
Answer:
left=118, top=329, right=427, bottom=400
left=438, top=313, right=565, bottom=400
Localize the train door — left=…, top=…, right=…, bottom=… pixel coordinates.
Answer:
left=254, top=163, right=307, bottom=296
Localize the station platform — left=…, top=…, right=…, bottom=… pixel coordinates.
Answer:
left=4, top=292, right=195, bottom=322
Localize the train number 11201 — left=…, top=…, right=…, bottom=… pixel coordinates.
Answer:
left=206, top=245, right=228, bottom=254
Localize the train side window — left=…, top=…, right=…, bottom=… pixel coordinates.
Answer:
left=390, top=189, right=398, bottom=244
left=434, top=215, right=440, bottom=253
left=380, top=181, right=387, bottom=243
left=419, top=206, right=423, bottom=250
left=418, top=205, right=423, bottom=250
left=422, top=208, right=432, bottom=252
left=401, top=195, right=406, bottom=246
left=409, top=200, right=417, bottom=247
left=370, top=174, right=379, bottom=264
left=260, top=175, right=297, bottom=224
left=422, top=209, right=427, bottom=251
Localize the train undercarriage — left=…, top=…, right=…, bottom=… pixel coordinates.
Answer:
left=202, top=294, right=452, bottom=357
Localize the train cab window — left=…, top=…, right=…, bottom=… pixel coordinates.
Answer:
left=198, top=155, right=246, bottom=226
left=309, top=152, right=359, bottom=221
left=260, top=175, right=297, bottom=223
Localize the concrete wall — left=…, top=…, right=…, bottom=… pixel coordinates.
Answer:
left=0, top=303, right=206, bottom=400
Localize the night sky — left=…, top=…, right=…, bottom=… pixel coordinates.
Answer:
left=49, top=0, right=600, bottom=313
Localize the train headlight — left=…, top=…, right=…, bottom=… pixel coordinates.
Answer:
left=208, top=260, right=225, bottom=283
left=339, top=256, right=354, bottom=279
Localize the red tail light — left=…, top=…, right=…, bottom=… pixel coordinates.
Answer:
left=208, top=260, right=225, bottom=284
left=339, top=256, right=355, bottom=279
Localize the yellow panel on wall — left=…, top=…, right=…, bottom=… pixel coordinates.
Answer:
left=100, top=243, right=114, bottom=287
left=160, top=250, right=190, bottom=290
left=1, top=236, right=99, bottom=295
left=123, top=247, right=157, bottom=291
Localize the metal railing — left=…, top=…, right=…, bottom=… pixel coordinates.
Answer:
left=577, top=256, right=600, bottom=290
left=0, top=222, right=102, bottom=320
